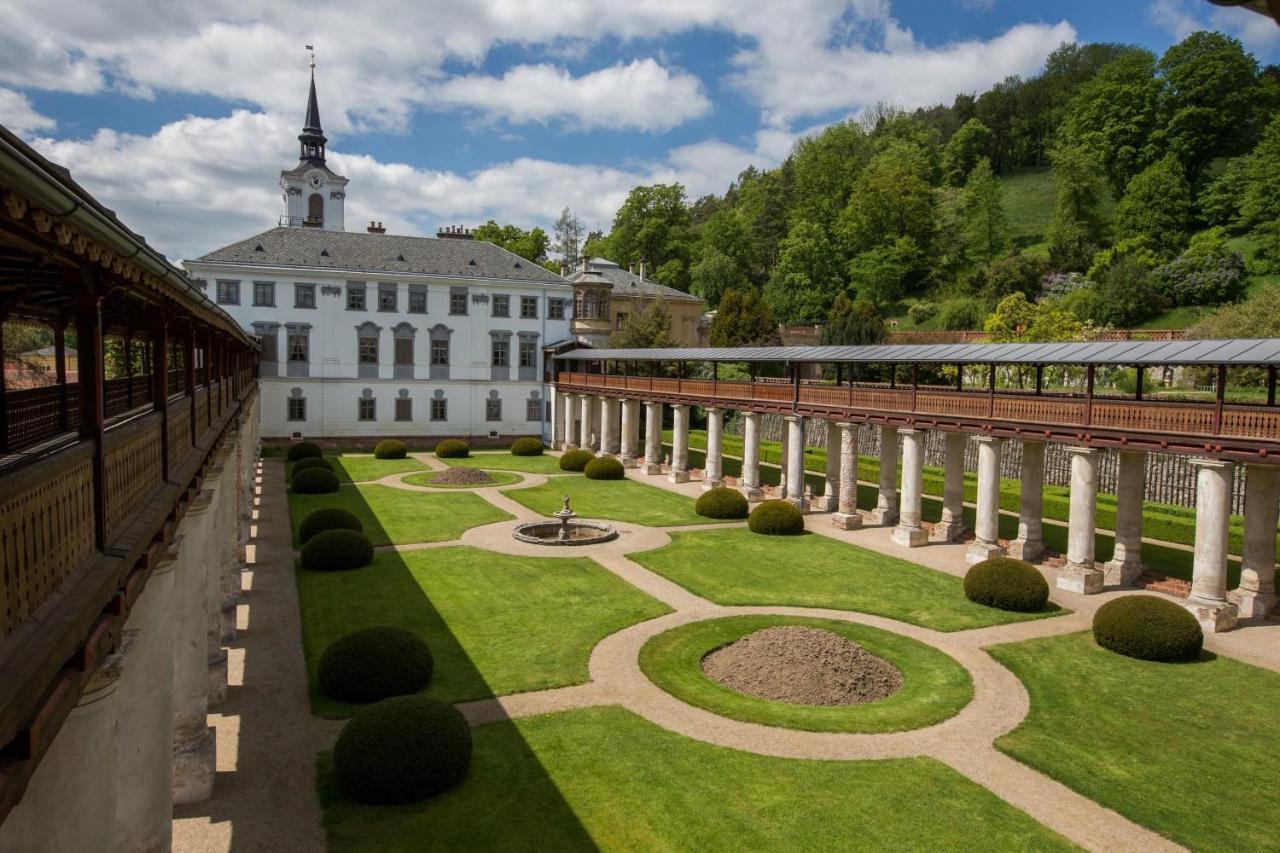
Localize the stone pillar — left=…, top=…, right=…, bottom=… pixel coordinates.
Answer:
left=892, top=428, right=928, bottom=546
left=600, top=397, right=620, bottom=455
left=932, top=431, right=968, bottom=543
left=578, top=395, right=592, bottom=449
left=1230, top=464, right=1280, bottom=618
left=1104, top=450, right=1146, bottom=586
left=832, top=422, right=862, bottom=530
left=619, top=399, right=640, bottom=468
left=820, top=420, right=841, bottom=512
left=643, top=401, right=663, bottom=474
left=739, top=411, right=763, bottom=500
left=669, top=404, right=690, bottom=483
left=868, top=425, right=899, bottom=526
left=552, top=390, right=566, bottom=449
left=591, top=395, right=606, bottom=450
left=563, top=394, right=578, bottom=449
left=703, top=407, right=724, bottom=490
left=785, top=414, right=808, bottom=511
left=966, top=436, right=1006, bottom=563
left=173, top=497, right=216, bottom=804
left=1185, top=458, right=1239, bottom=632
left=1057, top=446, right=1104, bottom=594
left=1009, top=440, right=1046, bottom=562
left=778, top=421, right=789, bottom=497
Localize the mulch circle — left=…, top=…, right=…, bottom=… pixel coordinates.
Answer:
left=429, top=468, right=497, bottom=485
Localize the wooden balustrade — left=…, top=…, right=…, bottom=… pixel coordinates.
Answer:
left=194, top=386, right=209, bottom=435
left=102, top=412, right=164, bottom=538
left=166, top=397, right=191, bottom=464
left=5, top=385, right=75, bottom=450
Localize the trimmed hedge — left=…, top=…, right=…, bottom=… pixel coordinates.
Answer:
left=287, top=441, right=322, bottom=462
left=300, top=529, right=374, bottom=572
left=963, top=558, right=1049, bottom=612
left=511, top=437, right=544, bottom=456
left=748, top=500, right=805, bottom=535
left=333, top=694, right=472, bottom=805
left=695, top=487, right=749, bottom=519
left=584, top=456, right=625, bottom=480
left=319, top=626, right=433, bottom=703
left=435, top=439, right=469, bottom=459
left=374, top=439, right=407, bottom=459
left=1092, top=595, right=1203, bottom=662
left=291, top=456, right=333, bottom=476
left=559, top=448, right=595, bottom=471
left=291, top=467, right=340, bottom=494
left=299, top=507, right=364, bottom=544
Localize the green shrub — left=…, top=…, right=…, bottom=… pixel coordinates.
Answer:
left=319, top=626, right=433, bottom=703
left=559, top=448, right=595, bottom=471
left=299, top=507, right=363, bottom=544
left=286, top=441, right=322, bottom=462
left=291, top=467, right=340, bottom=494
left=695, top=487, right=748, bottom=519
left=938, top=297, right=986, bottom=331
left=333, top=694, right=472, bottom=805
left=435, top=439, right=469, bottom=459
left=374, top=439, right=407, bottom=459
left=584, top=456, right=625, bottom=480
left=963, top=558, right=1050, bottom=612
left=1092, top=595, right=1203, bottom=662
left=748, top=500, right=805, bottom=535
left=291, top=456, right=333, bottom=477
left=510, top=437, right=544, bottom=456
left=300, top=529, right=374, bottom=572
left=907, top=300, right=937, bottom=324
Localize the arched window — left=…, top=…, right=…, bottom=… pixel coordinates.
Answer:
left=307, top=193, right=324, bottom=226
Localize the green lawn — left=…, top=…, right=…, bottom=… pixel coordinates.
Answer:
left=990, top=632, right=1280, bottom=851
left=318, top=706, right=1076, bottom=852
left=640, top=615, right=972, bottom=733
left=288, top=484, right=510, bottom=547
left=328, top=455, right=427, bottom=483
left=443, top=452, right=567, bottom=474
left=504, top=475, right=719, bottom=527
left=297, top=546, right=669, bottom=716
left=632, top=528, right=1063, bottom=632
left=402, top=469, right=522, bottom=489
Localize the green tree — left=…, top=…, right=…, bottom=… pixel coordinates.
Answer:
left=607, top=184, right=693, bottom=290
left=764, top=219, right=844, bottom=323
left=941, top=118, right=992, bottom=185
left=970, top=252, right=1046, bottom=302
left=694, top=209, right=755, bottom=277
left=848, top=238, right=921, bottom=306
left=471, top=220, right=550, bottom=263
left=1059, top=49, right=1161, bottom=196
left=689, top=249, right=747, bottom=308
left=1046, top=144, right=1106, bottom=271
left=984, top=292, right=1083, bottom=342
left=1236, top=114, right=1280, bottom=230
left=1093, top=256, right=1159, bottom=326
left=837, top=140, right=936, bottom=259
left=729, top=165, right=793, bottom=279
left=960, top=158, right=1009, bottom=264
left=608, top=300, right=676, bottom=349
left=1113, top=155, right=1193, bottom=259
left=821, top=294, right=887, bottom=346
left=550, top=207, right=584, bottom=268
left=709, top=289, right=777, bottom=347
left=789, top=120, right=873, bottom=228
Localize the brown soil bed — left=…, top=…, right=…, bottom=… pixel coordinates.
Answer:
left=701, top=625, right=903, bottom=706
left=429, top=467, right=496, bottom=485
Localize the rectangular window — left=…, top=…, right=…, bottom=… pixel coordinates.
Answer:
left=295, top=283, right=316, bottom=308
left=519, top=340, right=536, bottom=368
left=430, top=398, right=447, bottom=421
left=408, top=288, right=427, bottom=313
left=526, top=398, right=541, bottom=422
left=253, top=281, right=275, bottom=307
left=430, top=339, right=449, bottom=365
left=288, top=334, right=308, bottom=362
left=358, top=398, right=376, bottom=421
left=347, top=283, right=366, bottom=310
left=548, top=299, right=566, bottom=320
left=216, top=280, right=240, bottom=305
left=359, top=336, right=378, bottom=364
left=520, top=296, right=538, bottom=319
left=491, top=339, right=509, bottom=367
left=486, top=397, right=502, bottom=422
left=492, top=295, right=509, bottom=317
left=395, top=397, right=412, bottom=422
left=449, top=291, right=467, bottom=315
left=615, top=312, right=628, bottom=330
left=378, top=285, right=397, bottom=312
left=287, top=397, right=306, bottom=421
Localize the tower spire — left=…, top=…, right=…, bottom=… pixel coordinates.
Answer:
left=298, top=45, right=327, bottom=165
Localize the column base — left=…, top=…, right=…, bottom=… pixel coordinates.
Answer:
left=207, top=650, right=228, bottom=706
left=1056, top=563, right=1104, bottom=594
left=1183, top=597, right=1238, bottom=633
left=1103, top=557, right=1144, bottom=587
left=668, top=469, right=690, bottom=484
left=643, top=462, right=663, bottom=475
left=816, top=494, right=839, bottom=513
left=620, top=455, right=639, bottom=469
left=792, top=498, right=810, bottom=514
left=867, top=506, right=898, bottom=527
left=563, top=442, right=578, bottom=451
left=1007, top=538, right=1045, bottom=562
left=739, top=485, right=764, bottom=502
left=1227, top=588, right=1277, bottom=620
left=966, top=540, right=1006, bottom=564
left=891, top=524, right=929, bottom=547
left=701, top=478, right=724, bottom=491
left=832, top=511, right=863, bottom=530
left=172, top=727, right=216, bottom=805
left=931, top=519, right=969, bottom=544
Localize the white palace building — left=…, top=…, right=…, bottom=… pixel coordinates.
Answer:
left=185, top=68, right=573, bottom=446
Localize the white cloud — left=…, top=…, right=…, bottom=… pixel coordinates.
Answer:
left=1147, top=0, right=1203, bottom=41
left=1148, top=0, right=1280, bottom=57
left=0, top=87, right=56, bottom=135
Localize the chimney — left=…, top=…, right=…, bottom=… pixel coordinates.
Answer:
left=437, top=225, right=474, bottom=240
left=367, top=220, right=386, bottom=234
left=638, top=259, right=646, bottom=281
left=629, top=262, right=636, bottom=274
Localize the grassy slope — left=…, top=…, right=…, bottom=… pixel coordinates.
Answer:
left=288, top=484, right=511, bottom=547
left=504, top=476, right=719, bottom=527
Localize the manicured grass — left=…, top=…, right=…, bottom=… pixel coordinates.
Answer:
left=297, top=547, right=669, bottom=716
left=317, top=706, right=1076, bottom=852
left=327, top=454, right=427, bottom=483
left=444, top=452, right=567, bottom=474
left=640, top=615, right=972, bottom=733
left=504, top=476, right=720, bottom=527
left=990, top=631, right=1280, bottom=851
left=402, top=469, right=523, bottom=489
left=632, top=528, right=1063, bottom=632
left=288, top=484, right=510, bottom=547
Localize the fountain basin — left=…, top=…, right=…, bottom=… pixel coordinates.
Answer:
left=512, top=519, right=619, bottom=546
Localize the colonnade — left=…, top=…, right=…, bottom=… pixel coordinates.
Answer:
left=552, top=390, right=1279, bottom=633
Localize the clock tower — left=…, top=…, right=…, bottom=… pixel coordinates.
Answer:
left=279, top=57, right=347, bottom=231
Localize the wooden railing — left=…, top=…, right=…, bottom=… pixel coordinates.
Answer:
left=102, top=412, right=164, bottom=538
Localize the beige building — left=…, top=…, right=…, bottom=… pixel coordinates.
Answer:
left=569, top=258, right=707, bottom=347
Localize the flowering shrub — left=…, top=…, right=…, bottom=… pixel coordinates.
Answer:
left=1040, top=271, right=1086, bottom=300
left=1152, top=252, right=1246, bottom=307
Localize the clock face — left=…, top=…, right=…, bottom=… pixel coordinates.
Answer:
left=308, top=173, right=325, bottom=190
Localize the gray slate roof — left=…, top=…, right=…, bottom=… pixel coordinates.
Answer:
left=554, top=338, right=1280, bottom=366
left=574, top=258, right=704, bottom=303
left=192, top=227, right=569, bottom=284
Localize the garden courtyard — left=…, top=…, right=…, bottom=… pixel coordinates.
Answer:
left=174, top=446, right=1280, bottom=853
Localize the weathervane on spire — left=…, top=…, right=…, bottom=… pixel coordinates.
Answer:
left=306, top=44, right=315, bottom=73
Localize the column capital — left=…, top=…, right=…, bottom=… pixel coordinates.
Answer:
left=974, top=434, right=1003, bottom=446
left=897, top=427, right=920, bottom=437
left=1064, top=444, right=1097, bottom=458
left=783, top=413, right=802, bottom=423
left=1189, top=457, right=1233, bottom=471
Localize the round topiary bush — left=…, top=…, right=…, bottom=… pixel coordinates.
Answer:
left=291, top=456, right=333, bottom=477
left=584, top=456, right=625, bottom=480
left=299, top=507, right=364, bottom=544
left=374, top=439, right=407, bottom=459
left=963, top=558, right=1050, bottom=612
left=291, top=466, right=340, bottom=494
left=319, top=626, right=433, bottom=703
left=695, top=486, right=749, bottom=519
left=300, top=529, right=374, bottom=572
left=747, top=500, right=805, bottom=535
left=333, top=694, right=472, bottom=805
left=510, top=437, right=544, bottom=456
left=559, top=448, right=595, bottom=471
left=286, top=441, right=322, bottom=462
left=435, top=439, right=469, bottom=459
left=1092, top=595, right=1203, bottom=662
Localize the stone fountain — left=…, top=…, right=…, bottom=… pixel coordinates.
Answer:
left=512, top=494, right=618, bottom=546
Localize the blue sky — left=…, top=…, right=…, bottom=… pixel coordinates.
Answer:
left=1, top=0, right=1275, bottom=260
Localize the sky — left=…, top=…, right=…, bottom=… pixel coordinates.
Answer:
left=2, top=0, right=1276, bottom=264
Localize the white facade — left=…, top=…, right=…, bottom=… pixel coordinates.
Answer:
left=280, top=167, right=347, bottom=231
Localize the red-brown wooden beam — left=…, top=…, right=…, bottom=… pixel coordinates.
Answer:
left=76, top=280, right=106, bottom=550
left=151, top=313, right=170, bottom=480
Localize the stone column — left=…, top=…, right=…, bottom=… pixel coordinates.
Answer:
left=643, top=401, right=663, bottom=474
left=1185, top=458, right=1239, bottom=632
left=932, top=431, right=969, bottom=543
left=551, top=390, right=566, bottom=449
left=785, top=414, right=808, bottom=511
left=892, top=428, right=928, bottom=546
left=1104, top=450, right=1147, bottom=586
left=578, top=395, right=592, bottom=449
left=868, top=425, right=899, bottom=526
left=1009, top=440, right=1046, bottom=562
left=173, top=496, right=216, bottom=804
left=820, top=420, right=841, bottom=512
left=778, top=421, right=789, bottom=497
left=1230, top=464, right=1280, bottom=618
left=619, top=399, right=640, bottom=468
left=669, top=404, right=691, bottom=483
left=563, top=394, right=578, bottom=449
left=966, top=436, right=1006, bottom=563
left=832, top=422, right=862, bottom=529
left=600, top=397, right=619, bottom=455
left=703, top=407, right=724, bottom=490
left=591, top=395, right=607, bottom=450
left=1057, top=446, right=1104, bottom=594
left=740, top=411, right=763, bottom=500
